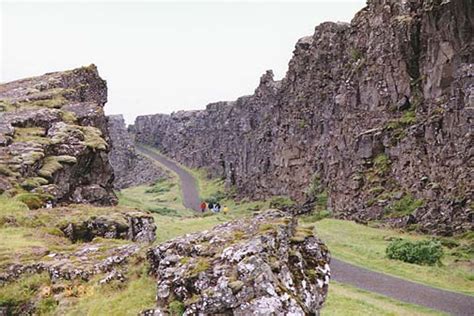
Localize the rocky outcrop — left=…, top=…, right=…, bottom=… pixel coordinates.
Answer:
left=0, top=65, right=117, bottom=206
left=0, top=243, right=141, bottom=285
left=133, top=0, right=473, bottom=235
left=107, top=114, right=166, bottom=189
left=60, top=211, right=156, bottom=243
left=144, top=210, right=330, bottom=315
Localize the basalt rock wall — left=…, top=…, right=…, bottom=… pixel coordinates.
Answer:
left=134, top=0, right=473, bottom=235
left=107, top=114, right=167, bottom=189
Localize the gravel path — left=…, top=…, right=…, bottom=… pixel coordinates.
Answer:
left=137, top=145, right=474, bottom=315
left=136, top=145, right=201, bottom=211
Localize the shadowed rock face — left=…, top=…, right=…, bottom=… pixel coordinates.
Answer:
left=0, top=65, right=117, bottom=206
left=144, top=210, right=330, bottom=315
left=133, top=0, right=473, bottom=235
left=107, top=114, right=167, bottom=189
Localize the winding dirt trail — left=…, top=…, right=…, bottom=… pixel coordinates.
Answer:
left=136, top=145, right=201, bottom=212
left=137, top=144, right=474, bottom=315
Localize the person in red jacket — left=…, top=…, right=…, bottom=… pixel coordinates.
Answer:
left=200, top=201, right=207, bottom=213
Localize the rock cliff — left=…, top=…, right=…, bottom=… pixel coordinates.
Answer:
left=107, top=114, right=167, bottom=189
left=133, top=0, right=473, bottom=236
left=0, top=65, right=117, bottom=206
left=144, top=210, right=330, bottom=315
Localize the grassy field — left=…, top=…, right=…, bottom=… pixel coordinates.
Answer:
left=324, top=282, right=445, bottom=316
left=300, top=216, right=474, bottom=296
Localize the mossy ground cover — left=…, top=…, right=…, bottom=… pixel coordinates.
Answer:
left=301, top=217, right=474, bottom=295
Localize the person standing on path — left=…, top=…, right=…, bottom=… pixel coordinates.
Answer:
left=200, top=201, right=207, bottom=213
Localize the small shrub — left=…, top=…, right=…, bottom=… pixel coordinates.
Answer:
left=269, top=196, right=296, bottom=210
left=306, top=175, right=322, bottom=200
left=349, top=48, right=363, bottom=61
left=386, top=194, right=424, bottom=217
left=147, top=207, right=178, bottom=216
left=301, top=210, right=332, bottom=222
left=386, top=238, right=443, bottom=265
left=205, top=190, right=227, bottom=204
left=168, top=300, right=185, bottom=315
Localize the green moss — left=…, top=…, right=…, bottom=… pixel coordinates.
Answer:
left=38, top=155, right=76, bottom=178
left=38, top=156, right=63, bottom=178
left=20, top=177, right=49, bottom=191
left=14, top=193, right=52, bottom=210
left=179, top=257, right=190, bottom=265
left=79, top=126, right=107, bottom=150
left=228, top=280, right=244, bottom=293
left=184, top=294, right=201, bottom=306
left=259, top=223, right=276, bottom=233
left=186, top=258, right=211, bottom=277
left=0, top=164, right=13, bottom=176
left=22, top=151, right=45, bottom=165
left=373, top=154, right=391, bottom=175
left=385, top=194, right=424, bottom=217
left=61, top=110, right=77, bottom=123
left=19, top=95, right=67, bottom=109
left=385, top=111, right=417, bottom=142
left=0, top=273, right=50, bottom=313
left=13, top=127, right=50, bottom=145
left=36, top=297, right=58, bottom=314
left=168, top=300, right=185, bottom=315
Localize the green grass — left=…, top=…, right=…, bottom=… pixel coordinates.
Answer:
left=63, top=264, right=156, bottom=316
left=308, top=218, right=474, bottom=295
left=119, top=147, right=269, bottom=245
left=324, top=282, right=444, bottom=316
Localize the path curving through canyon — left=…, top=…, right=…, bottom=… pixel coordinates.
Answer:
left=136, top=145, right=201, bottom=212
left=137, top=144, right=474, bottom=315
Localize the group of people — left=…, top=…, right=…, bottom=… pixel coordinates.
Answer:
left=200, top=201, right=229, bottom=214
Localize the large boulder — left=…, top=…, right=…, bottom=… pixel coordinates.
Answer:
left=144, top=210, right=330, bottom=315
left=0, top=65, right=117, bottom=206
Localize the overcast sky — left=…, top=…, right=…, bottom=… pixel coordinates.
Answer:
left=1, top=1, right=365, bottom=124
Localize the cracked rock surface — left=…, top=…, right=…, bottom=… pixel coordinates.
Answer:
left=144, top=210, right=330, bottom=315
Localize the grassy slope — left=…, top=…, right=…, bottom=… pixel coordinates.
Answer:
left=301, top=217, right=474, bottom=296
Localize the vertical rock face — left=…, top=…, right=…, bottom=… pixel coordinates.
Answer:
left=133, top=0, right=473, bottom=235
left=0, top=65, right=117, bottom=206
left=145, top=210, right=330, bottom=315
left=107, top=114, right=166, bottom=189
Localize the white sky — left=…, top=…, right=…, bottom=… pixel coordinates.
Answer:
left=1, top=1, right=366, bottom=124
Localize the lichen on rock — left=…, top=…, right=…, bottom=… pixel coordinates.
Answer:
left=144, top=210, right=330, bottom=315
left=0, top=64, right=117, bottom=207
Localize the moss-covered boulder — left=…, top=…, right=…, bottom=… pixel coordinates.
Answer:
left=145, top=210, right=330, bottom=315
